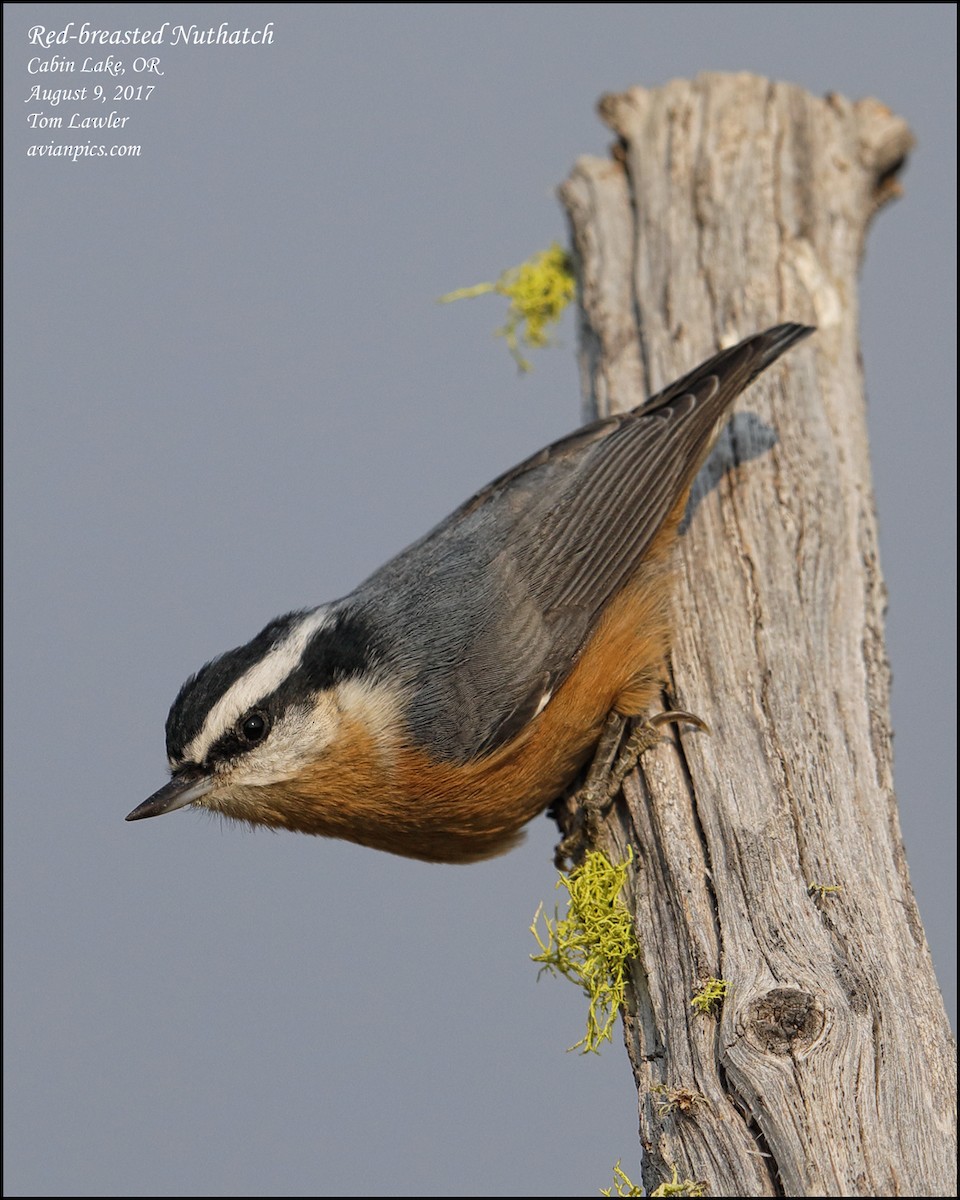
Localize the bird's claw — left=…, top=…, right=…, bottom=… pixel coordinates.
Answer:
left=551, top=709, right=710, bottom=870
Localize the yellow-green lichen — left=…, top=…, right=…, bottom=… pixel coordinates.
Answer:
left=601, top=1162, right=707, bottom=1197
left=439, top=242, right=575, bottom=371
left=808, top=881, right=842, bottom=901
left=530, top=848, right=637, bottom=1053
left=650, top=1164, right=708, bottom=1196
left=600, top=1160, right=643, bottom=1196
left=690, top=978, right=730, bottom=1017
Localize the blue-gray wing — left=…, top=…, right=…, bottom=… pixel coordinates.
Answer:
left=353, top=324, right=812, bottom=761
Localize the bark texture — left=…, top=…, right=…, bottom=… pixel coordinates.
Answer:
left=558, top=73, right=955, bottom=1197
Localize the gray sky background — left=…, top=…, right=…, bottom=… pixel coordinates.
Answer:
left=4, top=4, right=956, bottom=1197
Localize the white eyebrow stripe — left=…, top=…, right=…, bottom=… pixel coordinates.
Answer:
left=183, top=607, right=333, bottom=765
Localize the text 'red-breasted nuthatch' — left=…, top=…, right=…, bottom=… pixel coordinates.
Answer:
left=128, top=324, right=813, bottom=862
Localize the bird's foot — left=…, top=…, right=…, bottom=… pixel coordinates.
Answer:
left=551, top=709, right=710, bottom=871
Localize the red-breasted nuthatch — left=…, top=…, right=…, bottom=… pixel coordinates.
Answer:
left=128, top=324, right=813, bottom=862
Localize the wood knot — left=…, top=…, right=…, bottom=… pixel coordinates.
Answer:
left=743, top=988, right=825, bottom=1056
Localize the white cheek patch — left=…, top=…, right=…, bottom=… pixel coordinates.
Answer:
left=227, top=699, right=340, bottom=788
left=184, top=606, right=333, bottom=766
left=213, top=679, right=402, bottom=791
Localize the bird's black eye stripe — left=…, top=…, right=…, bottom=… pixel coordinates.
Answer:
left=203, top=710, right=272, bottom=766
left=238, top=711, right=269, bottom=744
left=295, top=611, right=381, bottom=692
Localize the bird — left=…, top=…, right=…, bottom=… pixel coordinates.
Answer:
left=127, top=323, right=813, bottom=864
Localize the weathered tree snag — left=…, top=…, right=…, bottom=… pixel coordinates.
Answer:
left=558, top=73, right=955, bottom=1197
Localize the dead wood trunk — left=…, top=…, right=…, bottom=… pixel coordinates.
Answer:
left=558, top=72, right=955, bottom=1197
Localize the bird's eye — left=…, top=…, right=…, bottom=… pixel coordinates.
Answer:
left=238, top=711, right=269, bottom=744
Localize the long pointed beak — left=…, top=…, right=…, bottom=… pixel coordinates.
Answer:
left=126, top=767, right=214, bottom=822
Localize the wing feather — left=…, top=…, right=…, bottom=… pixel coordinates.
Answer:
left=357, top=324, right=813, bottom=760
